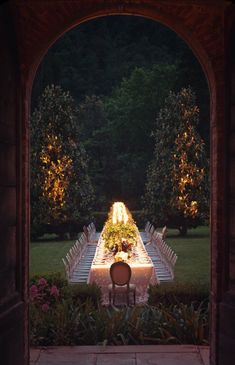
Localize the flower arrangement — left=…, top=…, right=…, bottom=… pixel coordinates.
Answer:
left=114, top=250, right=129, bottom=262
left=102, top=202, right=138, bottom=259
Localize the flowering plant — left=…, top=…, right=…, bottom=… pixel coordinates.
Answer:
left=29, top=277, right=59, bottom=312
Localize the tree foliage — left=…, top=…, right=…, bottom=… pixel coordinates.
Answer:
left=31, top=16, right=210, bottom=213
left=143, top=88, right=209, bottom=235
left=103, top=65, right=178, bottom=209
left=31, top=85, right=94, bottom=237
left=32, top=16, right=209, bottom=145
left=77, top=95, right=111, bottom=209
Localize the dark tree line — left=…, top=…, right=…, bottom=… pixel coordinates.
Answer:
left=32, top=16, right=209, bottom=143
left=31, top=16, right=210, bottom=220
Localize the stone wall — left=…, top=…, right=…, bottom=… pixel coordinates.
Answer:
left=0, top=1, right=234, bottom=364
left=0, top=4, right=27, bottom=365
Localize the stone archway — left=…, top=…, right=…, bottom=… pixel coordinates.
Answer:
left=0, top=1, right=234, bottom=365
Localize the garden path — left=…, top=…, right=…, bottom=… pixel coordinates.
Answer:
left=30, top=345, right=209, bottom=365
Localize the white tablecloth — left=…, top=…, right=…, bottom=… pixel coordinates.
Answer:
left=87, top=232, right=158, bottom=304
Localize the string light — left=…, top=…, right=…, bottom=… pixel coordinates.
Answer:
left=173, top=122, right=204, bottom=218
left=40, top=134, right=73, bottom=216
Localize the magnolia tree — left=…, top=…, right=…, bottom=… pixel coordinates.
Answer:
left=31, top=85, right=94, bottom=238
left=143, top=87, right=209, bottom=235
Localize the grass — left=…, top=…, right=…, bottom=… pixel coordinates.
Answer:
left=30, top=226, right=210, bottom=286
left=30, top=239, right=74, bottom=276
left=163, top=226, right=210, bottom=286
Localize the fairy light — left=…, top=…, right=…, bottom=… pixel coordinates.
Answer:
left=40, top=134, right=73, bottom=212
left=173, top=122, right=204, bottom=218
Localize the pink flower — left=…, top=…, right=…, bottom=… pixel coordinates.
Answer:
left=50, top=285, right=59, bottom=297
left=38, top=278, right=47, bottom=286
left=41, top=303, right=50, bottom=312
left=29, top=285, right=38, bottom=300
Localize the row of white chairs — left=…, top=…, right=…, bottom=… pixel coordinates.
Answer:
left=84, top=222, right=96, bottom=242
left=145, top=222, right=177, bottom=279
left=62, top=222, right=96, bottom=279
left=145, top=221, right=155, bottom=239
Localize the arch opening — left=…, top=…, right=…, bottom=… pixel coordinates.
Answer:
left=29, top=13, right=211, bottom=350
left=1, top=2, right=232, bottom=365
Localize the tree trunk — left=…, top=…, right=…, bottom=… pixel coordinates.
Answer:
left=179, top=222, right=188, bottom=236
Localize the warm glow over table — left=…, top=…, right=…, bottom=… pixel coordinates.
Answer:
left=112, top=201, right=129, bottom=224
left=87, top=230, right=158, bottom=304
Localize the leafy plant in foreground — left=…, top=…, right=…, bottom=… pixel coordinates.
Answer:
left=30, top=300, right=209, bottom=346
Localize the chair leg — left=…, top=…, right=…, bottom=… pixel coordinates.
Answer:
left=113, top=292, right=115, bottom=305
left=109, top=291, right=111, bottom=305
left=133, top=290, right=136, bottom=305
left=127, top=291, right=129, bottom=306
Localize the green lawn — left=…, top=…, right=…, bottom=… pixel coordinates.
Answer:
left=164, top=226, right=210, bottom=286
left=30, top=239, right=74, bottom=276
left=30, top=226, right=210, bottom=286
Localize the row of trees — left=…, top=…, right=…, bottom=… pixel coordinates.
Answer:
left=31, top=16, right=210, bottom=238
left=31, top=85, right=209, bottom=238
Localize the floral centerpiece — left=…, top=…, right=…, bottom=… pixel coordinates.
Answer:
left=102, top=202, right=138, bottom=261
left=114, top=251, right=129, bottom=262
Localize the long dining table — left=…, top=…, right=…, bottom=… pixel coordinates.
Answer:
left=87, top=230, right=158, bottom=304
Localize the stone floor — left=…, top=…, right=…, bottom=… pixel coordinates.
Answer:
left=30, top=345, right=209, bottom=365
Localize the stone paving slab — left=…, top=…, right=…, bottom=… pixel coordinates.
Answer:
left=136, top=352, right=204, bottom=365
left=30, top=348, right=41, bottom=363
left=96, top=353, right=136, bottom=365
left=199, top=347, right=210, bottom=365
left=38, top=352, right=96, bottom=365
left=30, top=346, right=209, bottom=365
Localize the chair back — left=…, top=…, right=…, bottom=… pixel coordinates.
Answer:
left=162, top=225, right=167, bottom=240
left=110, top=262, right=131, bottom=286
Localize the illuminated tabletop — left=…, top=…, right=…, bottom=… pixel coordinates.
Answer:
left=87, top=231, right=158, bottom=304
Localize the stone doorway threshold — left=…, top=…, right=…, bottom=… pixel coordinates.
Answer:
left=30, top=345, right=209, bottom=365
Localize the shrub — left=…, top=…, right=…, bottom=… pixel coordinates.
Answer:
left=30, top=301, right=209, bottom=346
left=92, top=211, right=107, bottom=231
left=30, top=222, right=45, bottom=240
left=130, top=210, right=146, bottom=229
left=30, top=272, right=67, bottom=289
left=31, top=221, right=88, bottom=240
left=148, top=282, right=209, bottom=307
left=29, top=276, right=102, bottom=345
left=62, top=283, right=101, bottom=308
left=30, top=273, right=101, bottom=304
left=29, top=274, right=61, bottom=337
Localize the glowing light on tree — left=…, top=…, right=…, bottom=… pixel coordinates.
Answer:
left=40, top=134, right=72, bottom=217
left=173, top=121, right=206, bottom=219
left=143, top=87, right=209, bottom=235
left=30, top=85, right=94, bottom=237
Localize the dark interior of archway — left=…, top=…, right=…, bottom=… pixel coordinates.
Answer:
left=31, top=15, right=209, bottom=211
